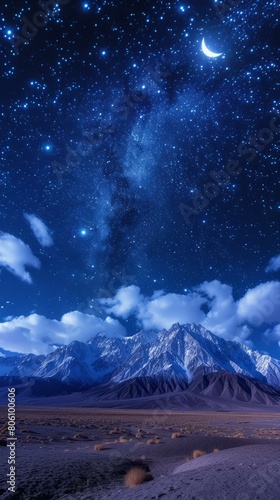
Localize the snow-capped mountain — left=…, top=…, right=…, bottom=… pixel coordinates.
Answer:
left=1, top=323, right=280, bottom=390
left=0, top=353, right=44, bottom=378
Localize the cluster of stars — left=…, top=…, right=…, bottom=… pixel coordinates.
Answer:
left=0, top=0, right=279, bottom=326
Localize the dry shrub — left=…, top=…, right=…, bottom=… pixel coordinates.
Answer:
left=109, top=427, right=122, bottom=435
left=171, top=432, right=182, bottom=439
left=155, top=438, right=161, bottom=444
left=72, top=433, right=88, bottom=440
left=124, top=467, right=153, bottom=488
left=146, top=439, right=155, bottom=445
left=94, top=444, right=105, bottom=451
left=119, top=436, right=128, bottom=443
left=193, top=449, right=206, bottom=459
left=213, top=448, right=219, bottom=452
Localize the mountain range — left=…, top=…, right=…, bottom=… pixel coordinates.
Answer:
left=1, top=323, right=280, bottom=408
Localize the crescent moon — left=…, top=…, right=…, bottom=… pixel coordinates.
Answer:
left=201, top=38, right=222, bottom=58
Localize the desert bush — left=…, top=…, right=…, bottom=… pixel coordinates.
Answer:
left=213, top=448, right=219, bottom=452
left=119, top=436, right=129, bottom=443
left=94, top=444, right=105, bottom=451
left=72, top=433, right=88, bottom=440
left=193, top=449, right=206, bottom=459
left=155, top=438, right=161, bottom=444
left=146, top=439, right=155, bottom=445
left=124, top=467, right=153, bottom=488
left=171, top=432, right=182, bottom=439
left=109, top=427, right=122, bottom=435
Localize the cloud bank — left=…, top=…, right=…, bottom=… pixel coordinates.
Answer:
left=0, top=312, right=126, bottom=355
left=0, top=232, right=40, bottom=283
left=24, top=213, right=54, bottom=247
left=101, top=280, right=280, bottom=346
left=1, top=280, right=280, bottom=354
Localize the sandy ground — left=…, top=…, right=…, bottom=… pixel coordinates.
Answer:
left=0, top=407, right=280, bottom=499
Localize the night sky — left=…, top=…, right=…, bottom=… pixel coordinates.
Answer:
left=1, top=0, right=280, bottom=355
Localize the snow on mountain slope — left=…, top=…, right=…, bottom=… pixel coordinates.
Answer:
left=0, top=353, right=42, bottom=377
left=0, top=323, right=280, bottom=389
left=111, top=323, right=270, bottom=385
left=33, top=335, right=137, bottom=385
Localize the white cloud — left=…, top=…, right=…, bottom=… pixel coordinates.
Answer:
left=100, top=280, right=280, bottom=346
left=263, top=325, right=280, bottom=343
left=0, top=311, right=126, bottom=355
left=237, top=282, right=280, bottom=326
left=0, top=232, right=40, bottom=283
left=2, top=280, right=280, bottom=355
left=100, top=285, right=143, bottom=318
left=265, top=255, right=280, bottom=272
left=137, top=291, right=206, bottom=330
left=196, top=281, right=236, bottom=335
left=24, top=213, right=53, bottom=247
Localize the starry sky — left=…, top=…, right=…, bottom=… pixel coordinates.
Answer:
left=0, top=0, right=280, bottom=355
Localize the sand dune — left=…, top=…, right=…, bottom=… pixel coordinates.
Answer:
left=99, top=444, right=280, bottom=500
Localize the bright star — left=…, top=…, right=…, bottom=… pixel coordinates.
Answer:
left=80, top=229, right=87, bottom=236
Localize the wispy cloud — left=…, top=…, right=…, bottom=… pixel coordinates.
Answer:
left=0, top=232, right=40, bottom=283
left=24, top=213, right=53, bottom=247
left=265, top=255, right=280, bottom=273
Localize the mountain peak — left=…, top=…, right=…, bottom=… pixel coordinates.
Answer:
left=0, top=323, right=280, bottom=390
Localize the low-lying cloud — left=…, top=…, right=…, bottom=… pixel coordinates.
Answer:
left=0, top=311, right=126, bottom=355
left=1, top=279, right=280, bottom=355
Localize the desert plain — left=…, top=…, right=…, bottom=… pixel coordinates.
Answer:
left=1, top=406, right=280, bottom=499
